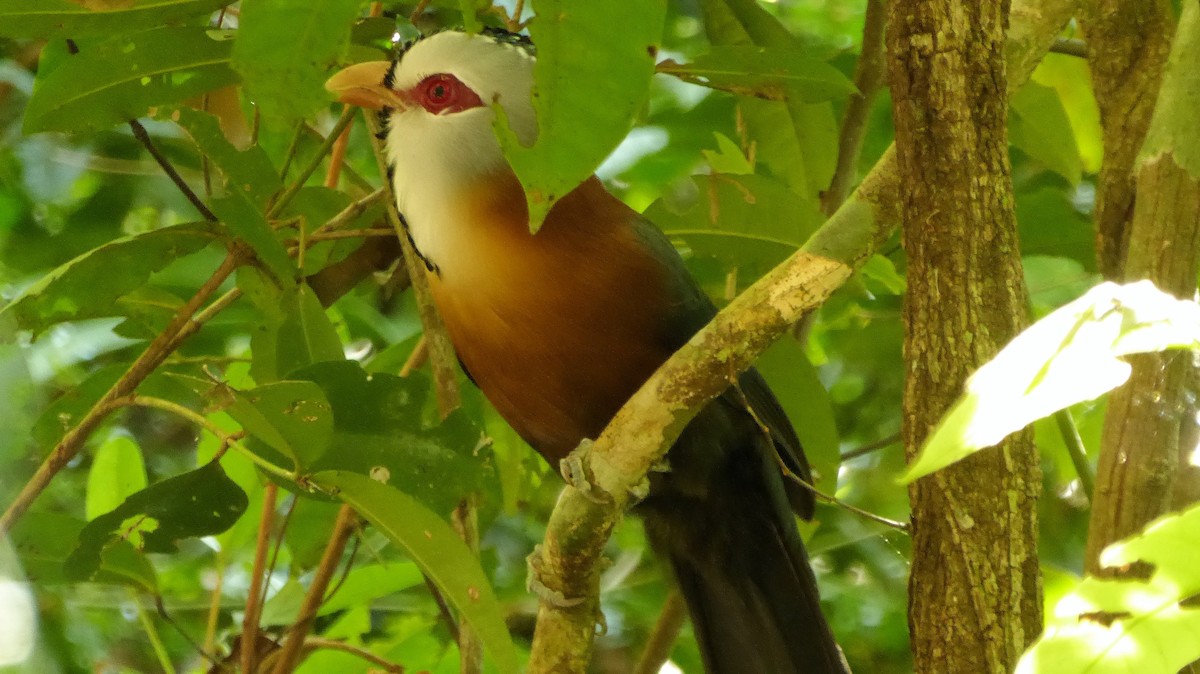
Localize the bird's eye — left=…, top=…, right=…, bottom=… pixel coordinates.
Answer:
left=415, top=74, right=483, bottom=115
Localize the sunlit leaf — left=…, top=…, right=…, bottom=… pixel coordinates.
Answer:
left=496, top=0, right=667, bottom=230
left=0, top=0, right=231, bottom=39
left=1010, top=81, right=1083, bottom=185
left=0, top=223, right=217, bottom=338
left=658, top=46, right=854, bottom=103
left=903, top=281, right=1200, bottom=482
left=259, top=561, right=423, bottom=626
left=232, top=0, right=362, bottom=125
left=314, top=470, right=521, bottom=674
left=23, top=27, right=239, bottom=134
left=65, top=461, right=248, bottom=580
left=1017, top=502, right=1200, bottom=674
left=85, top=433, right=148, bottom=521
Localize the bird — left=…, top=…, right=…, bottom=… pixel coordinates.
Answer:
left=327, top=27, right=851, bottom=674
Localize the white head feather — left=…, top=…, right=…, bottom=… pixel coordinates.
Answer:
left=383, top=31, right=537, bottom=273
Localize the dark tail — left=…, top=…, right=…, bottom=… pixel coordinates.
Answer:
left=638, top=393, right=850, bottom=674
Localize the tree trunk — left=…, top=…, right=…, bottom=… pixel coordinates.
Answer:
left=887, top=1, right=1042, bottom=672
left=1085, top=1, right=1200, bottom=574
left=1080, top=0, right=1174, bottom=279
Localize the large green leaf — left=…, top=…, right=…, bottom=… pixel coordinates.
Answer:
left=0, top=0, right=232, bottom=39
left=658, top=46, right=854, bottom=104
left=11, top=512, right=157, bottom=593
left=232, top=0, right=363, bottom=125
left=291, top=361, right=497, bottom=516
left=313, top=470, right=521, bottom=674
left=259, top=561, right=423, bottom=626
left=0, top=223, right=217, bottom=338
left=65, top=461, right=248, bottom=580
left=903, top=281, right=1200, bottom=482
left=1017, top=502, right=1200, bottom=674
left=168, top=106, right=295, bottom=282
left=646, top=173, right=823, bottom=280
left=85, top=433, right=149, bottom=521
left=226, top=381, right=333, bottom=468
left=1010, top=81, right=1083, bottom=185
left=757, top=339, right=841, bottom=491
left=496, top=0, right=667, bottom=230
left=23, top=27, right=239, bottom=134
left=247, top=278, right=344, bottom=382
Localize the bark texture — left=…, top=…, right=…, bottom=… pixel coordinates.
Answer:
left=887, top=1, right=1042, bottom=672
left=1085, top=0, right=1200, bottom=571
left=1081, top=0, right=1175, bottom=279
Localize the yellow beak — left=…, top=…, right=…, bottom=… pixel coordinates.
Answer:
left=325, top=61, right=403, bottom=110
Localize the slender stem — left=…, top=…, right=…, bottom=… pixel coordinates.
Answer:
left=841, top=432, right=901, bottom=461
left=631, top=591, right=686, bottom=674
left=278, top=121, right=307, bottom=180
left=297, top=228, right=394, bottom=244
left=423, top=574, right=462, bottom=643
left=399, top=336, right=429, bottom=377
left=269, top=107, right=357, bottom=218
left=204, top=554, right=224, bottom=657
left=135, top=593, right=177, bottom=674
left=325, top=107, right=354, bottom=189
left=303, top=124, right=375, bottom=194
left=822, top=0, right=887, bottom=215
left=1055, top=408, right=1095, bottom=500
left=311, top=188, right=387, bottom=237
left=271, top=505, right=359, bottom=674
left=242, top=482, right=279, bottom=674
left=0, top=251, right=244, bottom=532
left=129, top=119, right=217, bottom=221
left=303, top=637, right=405, bottom=672
left=364, top=113, right=462, bottom=416
left=453, top=497, right=483, bottom=674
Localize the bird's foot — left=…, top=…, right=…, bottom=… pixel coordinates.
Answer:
left=560, top=439, right=615, bottom=506
left=525, top=546, right=586, bottom=608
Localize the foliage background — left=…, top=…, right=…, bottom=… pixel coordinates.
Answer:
left=0, top=0, right=1107, bottom=672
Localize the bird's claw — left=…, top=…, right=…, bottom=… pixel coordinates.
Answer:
left=560, top=439, right=615, bottom=505
left=525, top=546, right=585, bottom=608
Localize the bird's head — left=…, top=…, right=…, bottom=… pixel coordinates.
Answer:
left=328, top=29, right=537, bottom=194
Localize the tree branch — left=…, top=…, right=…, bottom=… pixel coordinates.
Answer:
left=524, top=0, right=1081, bottom=669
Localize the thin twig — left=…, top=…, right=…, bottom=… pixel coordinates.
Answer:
left=779, top=459, right=909, bottom=532
left=303, top=637, right=405, bottom=672
left=204, top=554, right=224, bottom=657
left=399, top=336, right=429, bottom=377
left=631, top=591, right=687, bottom=674
left=278, top=121, right=307, bottom=180
left=130, top=119, right=218, bottom=221
left=822, top=0, right=887, bottom=215
left=303, top=123, right=375, bottom=194
left=1049, top=37, right=1088, bottom=58
left=270, top=505, right=359, bottom=674
left=452, top=497, right=483, bottom=674
left=269, top=107, right=357, bottom=218
left=1055, top=408, right=1095, bottom=500
left=841, top=432, right=901, bottom=461
left=423, top=574, right=462, bottom=643
left=0, top=250, right=245, bottom=532
left=243, top=482, right=279, bottom=674
left=363, top=113, right=462, bottom=416
left=325, top=106, right=354, bottom=189
left=154, top=595, right=221, bottom=668
left=135, top=591, right=177, bottom=674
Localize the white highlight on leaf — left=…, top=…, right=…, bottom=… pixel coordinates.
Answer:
left=0, top=579, right=36, bottom=666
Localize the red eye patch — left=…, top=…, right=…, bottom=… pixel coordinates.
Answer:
left=413, top=74, right=484, bottom=115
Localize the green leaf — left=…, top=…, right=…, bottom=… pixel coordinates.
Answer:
left=314, top=470, right=520, bottom=674
left=23, top=27, right=239, bottom=134
left=227, top=381, right=333, bottom=468
left=646, top=173, right=823, bottom=280
left=291, top=361, right=497, bottom=516
left=1017, top=502, right=1200, bottom=674
left=702, top=133, right=754, bottom=175
left=0, top=0, right=232, bottom=39
left=231, top=0, right=363, bottom=125
left=756, top=339, right=840, bottom=490
left=167, top=106, right=295, bottom=282
left=86, top=433, right=148, bottom=521
left=658, top=46, right=855, bottom=103
left=0, top=223, right=217, bottom=337
left=259, top=561, right=423, bottom=626
left=496, top=0, right=667, bottom=230
left=903, top=281, right=1200, bottom=482
left=65, top=461, right=248, bottom=580
left=11, top=512, right=157, bottom=593
left=1010, top=81, right=1083, bottom=185
left=249, top=281, right=343, bottom=382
